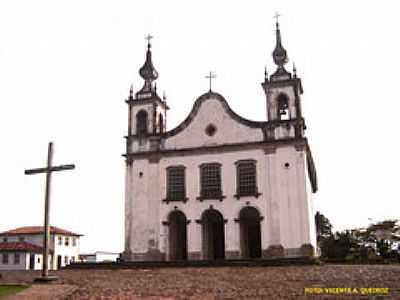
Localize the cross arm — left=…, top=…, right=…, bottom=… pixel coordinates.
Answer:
left=24, top=164, right=75, bottom=175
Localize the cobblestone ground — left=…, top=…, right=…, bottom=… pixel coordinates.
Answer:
left=1, top=265, right=399, bottom=299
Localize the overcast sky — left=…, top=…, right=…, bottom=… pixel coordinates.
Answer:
left=1, top=0, right=399, bottom=253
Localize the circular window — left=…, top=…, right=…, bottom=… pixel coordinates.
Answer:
left=205, top=124, right=217, bottom=136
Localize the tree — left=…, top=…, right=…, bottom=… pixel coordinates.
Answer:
left=315, top=211, right=332, bottom=243
left=320, top=230, right=359, bottom=260
left=358, top=220, right=400, bottom=258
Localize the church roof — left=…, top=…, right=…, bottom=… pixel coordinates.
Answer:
left=0, top=241, right=52, bottom=253
left=0, top=226, right=83, bottom=237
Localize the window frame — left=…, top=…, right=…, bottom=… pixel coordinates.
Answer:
left=197, top=162, right=225, bottom=201
left=14, top=253, right=20, bottom=264
left=2, top=253, right=9, bottom=264
left=164, top=165, right=188, bottom=203
left=277, top=93, right=290, bottom=120
left=234, top=160, right=261, bottom=199
left=136, top=109, right=149, bottom=136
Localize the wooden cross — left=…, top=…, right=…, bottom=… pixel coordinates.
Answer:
left=205, top=71, right=216, bottom=92
left=24, top=142, right=75, bottom=280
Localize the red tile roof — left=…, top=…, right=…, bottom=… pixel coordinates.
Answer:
left=0, top=226, right=82, bottom=237
left=0, top=242, right=50, bottom=253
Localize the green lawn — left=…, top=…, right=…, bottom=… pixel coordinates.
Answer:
left=0, top=284, right=29, bottom=298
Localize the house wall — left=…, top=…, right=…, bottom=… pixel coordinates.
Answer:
left=0, top=233, right=80, bottom=270
left=52, top=235, right=81, bottom=269
left=0, top=252, right=28, bottom=270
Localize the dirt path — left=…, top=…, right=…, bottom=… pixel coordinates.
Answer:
left=1, top=265, right=399, bottom=299
left=3, top=284, right=77, bottom=300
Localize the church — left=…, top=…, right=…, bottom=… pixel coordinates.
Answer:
left=121, top=20, right=318, bottom=262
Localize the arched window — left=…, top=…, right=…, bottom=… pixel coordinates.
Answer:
left=159, top=114, right=164, bottom=133
left=136, top=110, right=148, bottom=136
left=277, top=93, right=289, bottom=120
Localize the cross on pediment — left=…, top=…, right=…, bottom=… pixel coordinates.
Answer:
left=205, top=71, right=216, bottom=92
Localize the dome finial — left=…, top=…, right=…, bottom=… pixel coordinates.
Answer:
left=264, top=66, right=268, bottom=80
left=293, top=62, right=297, bottom=78
left=272, top=13, right=288, bottom=68
left=162, top=90, right=167, bottom=102
left=137, top=34, right=159, bottom=98
left=129, top=84, right=134, bottom=100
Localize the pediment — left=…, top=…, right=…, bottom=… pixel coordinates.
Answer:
left=163, top=92, right=265, bottom=150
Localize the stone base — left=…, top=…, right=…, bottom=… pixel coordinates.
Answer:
left=120, top=249, right=165, bottom=262
left=300, top=244, right=315, bottom=257
left=34, top=275, right=58, bottom=283
left=263, top=245, right=285, bottom=258
left=225, top=251, right=240, bottom=259
left=188, top=252, right=201, bottom=260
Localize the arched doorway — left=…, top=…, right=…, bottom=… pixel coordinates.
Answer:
left=202, top=209, right=225, bottom=260
left=168, top=210, right=188, bottom=260
left=239, top=207, right=262, bottom=259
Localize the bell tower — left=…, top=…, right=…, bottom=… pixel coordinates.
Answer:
left=262, top=18, right=305, bottom=140
left=125, top=35, right=168, bottom=154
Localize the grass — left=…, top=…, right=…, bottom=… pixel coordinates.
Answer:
left=0, top=284, right=29, bottom=298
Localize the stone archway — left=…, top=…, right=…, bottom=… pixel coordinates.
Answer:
left=202, top=209, right=225, bottom=260
left=168, top=210, right=188, bottom=260
left=239, top=207, right=262, bottom=259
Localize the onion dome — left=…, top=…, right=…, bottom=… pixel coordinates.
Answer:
left=272, top=21, right=288, bottom=68
left=139, top=41, right=158, bottom=81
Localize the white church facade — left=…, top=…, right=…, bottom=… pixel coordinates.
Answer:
left=121, top=21, right=318, bottom=261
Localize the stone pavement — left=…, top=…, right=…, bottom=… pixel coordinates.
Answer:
left=1, top=264, right=399, bottom=299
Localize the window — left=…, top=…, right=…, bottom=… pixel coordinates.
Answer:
left=65, top=237, right=69, bottom=246
left=2, top=253, right=9, bottom=264
left=37, top=257, right=40, bottom=263
left=14, top=253, right=20, bottom=264
left=199, top=163, right=222, bottom=199
left=3, top=237, right=8, bottom=242
left=136, top=110, right=148, bottom=136
left=64, top=256, right=69, bottom=265
left=72, top=237, right=77, bottom=247
left=159, top=114, right=164, bottom=133
left=236, top=160, right=259, bottom=198
left=166, top=166, right=186, bottom=202
left=19, top=237, right=25, bottom=242
left=58, top=236, right=62, bottom=246
left=277, top=93, right=289, bottom=120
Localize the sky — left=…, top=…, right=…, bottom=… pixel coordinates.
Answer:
left=0, top=0, right=399, bottom=253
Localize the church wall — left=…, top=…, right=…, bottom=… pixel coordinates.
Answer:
left=158, top=148, right=271, bottom=258
left=272, top=146, right=315, bottom=254
left=125, top=143, right=316, bottom=260
left=125, top=158, right=163, bottom=260
left=164, top=97, right=264, bottom=150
